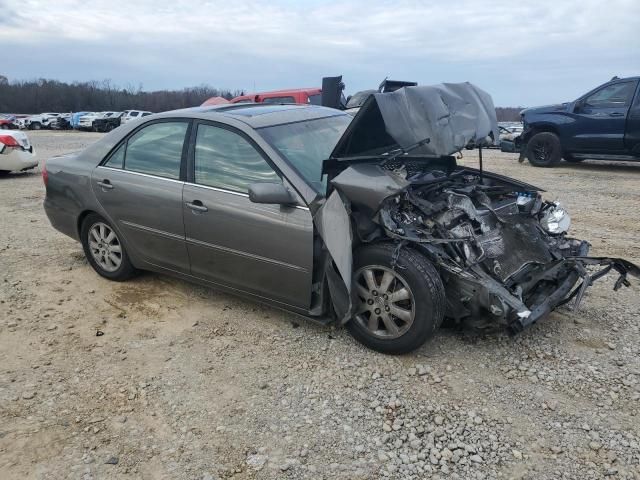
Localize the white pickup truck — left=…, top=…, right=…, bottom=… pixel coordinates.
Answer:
left=24, top=113, right=61, bottom=130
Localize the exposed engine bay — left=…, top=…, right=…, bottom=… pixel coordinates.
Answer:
left=318, top=156, right=639, bottom=332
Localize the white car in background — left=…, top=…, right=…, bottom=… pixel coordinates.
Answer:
left=0, top=130, right=37, bottom=174
left=120, top=110, right=152, bottom=124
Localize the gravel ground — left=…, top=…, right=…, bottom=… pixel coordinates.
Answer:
left=1, top=131, right=639, bottom=480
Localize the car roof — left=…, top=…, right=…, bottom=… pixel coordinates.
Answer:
left=160, top=103, right=348, bottom=128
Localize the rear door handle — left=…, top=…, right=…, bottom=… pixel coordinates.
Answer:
left=97, top=179, right=114, bottom=190
left=186, top=200, right=208, bottom=213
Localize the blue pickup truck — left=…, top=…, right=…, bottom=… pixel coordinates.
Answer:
left=509, top=76, right=640, bottom=167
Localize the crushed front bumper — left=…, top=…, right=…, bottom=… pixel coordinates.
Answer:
left=509, top=256, right=640, bottom=332
left=438, top=251, right=640, bottom=333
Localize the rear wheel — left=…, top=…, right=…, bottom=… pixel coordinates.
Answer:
left=526, top=132, right=562, bottom=167
left=81, top=214, right=137, bottom=281
left=30, top=122, right=42, bottom=130
left=347, top=243, right=445, bottom=354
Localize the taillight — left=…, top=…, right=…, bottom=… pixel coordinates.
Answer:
left=42, top=158, right=48, bottom=186
left=0, top=135, right=20, bottom=147
left=0, top=135, right=21, bottom=155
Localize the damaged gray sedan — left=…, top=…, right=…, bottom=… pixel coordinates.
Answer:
left=44, top=84, right=639, bottom=354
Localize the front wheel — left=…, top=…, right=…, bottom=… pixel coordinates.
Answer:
left=526, top=132, right=562, bottom=167
left=347, top=243, right=445, bottom=354
left=81, top=214, right=137, bottom=281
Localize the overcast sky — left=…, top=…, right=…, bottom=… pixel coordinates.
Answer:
left=1, top=0, right=638, bottom=106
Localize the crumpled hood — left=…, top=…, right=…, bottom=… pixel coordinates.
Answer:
left=328, top=82, right=499, bottom=162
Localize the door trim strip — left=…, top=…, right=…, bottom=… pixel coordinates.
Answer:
left=121, top=220, right=185, bottom=241
left=97, top=166, right=185, bottom=184
left=186, top=236, right=308, bottom=273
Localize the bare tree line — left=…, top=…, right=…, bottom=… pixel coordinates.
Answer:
left=495, top=107, right=524, bottom=122
left=0, top=77, right=524, bottom=121
left=0, top=78, right=241, bottom=114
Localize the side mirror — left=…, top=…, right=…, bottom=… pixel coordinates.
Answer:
left=248, top=182, right=297, bottom=205
left=573, top=100, right=584, bottom=113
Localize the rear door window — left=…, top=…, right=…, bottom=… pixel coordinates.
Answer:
left=122, top=122, right=188, bottom=179
left=193, top=124, right=280, bottom=192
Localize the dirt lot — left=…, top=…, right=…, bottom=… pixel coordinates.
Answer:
left=1, top=131, right=639, bottom=480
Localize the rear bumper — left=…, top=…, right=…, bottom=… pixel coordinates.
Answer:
left=0, top=148, right=38, bottom=172
left=44, top=196, right=80, bottom=241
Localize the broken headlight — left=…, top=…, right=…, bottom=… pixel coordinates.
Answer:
left=540, top=202, right=571, bottom=234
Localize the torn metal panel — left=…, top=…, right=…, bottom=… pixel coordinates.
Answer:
left=330, top=164, right=409, bottom=212
left=312, top=189, right=353, bottom=323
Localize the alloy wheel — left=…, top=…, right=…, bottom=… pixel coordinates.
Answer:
left=88, top=222, right=122, bottom=272
left=532, top=139, right=551, bottom=162
left=354, top=266, right=415, bottom=339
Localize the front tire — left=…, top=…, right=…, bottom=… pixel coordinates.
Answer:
left=30, top=122, right=42, bottom=131
left=347, top=243, right=445, bottom=354
left=81, top=214, right=137, bottom=281
left=526, top=132, right=562, bottom=167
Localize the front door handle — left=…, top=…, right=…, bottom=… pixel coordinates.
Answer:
left=97, top=179, right=114, bottom=190
left=186, top=200, right=208, bottom=213
left=609, top=112, right=624, bottom=117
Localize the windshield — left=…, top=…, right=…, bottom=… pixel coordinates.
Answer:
left=258, top=114, right=352, bottom=192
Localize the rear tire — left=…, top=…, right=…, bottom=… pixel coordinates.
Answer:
left=81, top=213, right=137, bottom=281
left=30, top=122, right=42, bottom=131
left=347, top=243, right=445, bottom=354
left=526, top=132, right=562, bottom=167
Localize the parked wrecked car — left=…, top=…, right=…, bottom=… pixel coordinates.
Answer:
left=43, top=84, right=639, bottom=353
left=0, top=130, right=37, bottom=174
left=93, top=112, right=124, bottom=133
